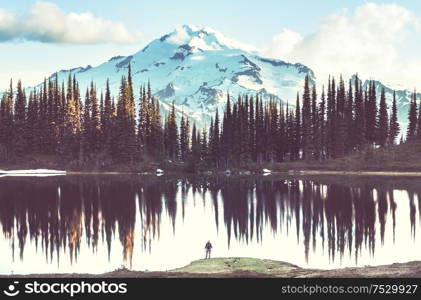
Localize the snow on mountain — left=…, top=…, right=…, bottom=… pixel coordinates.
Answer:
left=47, top=25, right=315, bottom=126
left=31, top=24, right=416, bottom=133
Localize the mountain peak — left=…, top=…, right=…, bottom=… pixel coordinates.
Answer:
left=158, top=24, right=257, bottom=53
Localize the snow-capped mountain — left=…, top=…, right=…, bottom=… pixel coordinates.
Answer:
left=39, top=24, right=417, bottom=133
left=48, top=25, right=315, bottom=126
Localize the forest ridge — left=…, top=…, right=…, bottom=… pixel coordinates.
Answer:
left=0, top=64, right=414, bottom=170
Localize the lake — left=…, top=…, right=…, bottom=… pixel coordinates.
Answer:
left=0, top=174, right=420, bottom=274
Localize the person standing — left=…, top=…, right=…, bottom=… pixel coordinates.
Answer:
left=204, top=240, right=213, bottom=259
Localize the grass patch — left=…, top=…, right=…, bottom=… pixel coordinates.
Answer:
left=170, top=257, right=298, bottom=274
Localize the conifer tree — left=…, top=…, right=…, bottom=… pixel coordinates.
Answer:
left=286, top=103, right=295, bottom=161
left=165, top=101, right=179, bottom=160
left=318, top=88, right=326, bottom=160
left=326, top=76, right=335, bottom=158
left=62, top=74, right=78, bottom=157
left=26, top=90, right=39, bottom=154
left=220, top=93, right=232, bottom=166
left=268, top=99, right=279, bottom=163
left=333, top=76, right=346, bottom=158
left=231, top=102, right=240, bottom=164
left=13, top=80, right=27, bottom=157
left=377, top=88, right=389, bottom=147
left=256, top=95, right=265, bottom=163
left=114, top=66, right=137, bottom=162
left=191, top=123, right=200, bottom=162
left=344, top=80, right=354, bottom=153
left=248, top=96, right=255, bottom=162
left=417, top=97, right=421, bottom=139
left=211, top=109, right=220, bottom=167
left=301, top=75, right=311, bottom=160
left=90, top=82, right=101, bottom=153
left=138, top=84, right=148, bottom=155
left=57, top=82, right=67, bottom=156
left=179, top=114, right=190, bottom=161
left=73, top=75, right=82, bottom=133
left=389, top=91, right=400, bottom=145
left=101, top=79, right=113, bottom=156
left=80, top=88, right=91, bottom=161
left=39, top=79, right=49, bottom=153
left=0, top=83, right=14, bottom=160
left=311, top=84, right=319, bottom=159
left=353, top=75, right=365, bottom=149
left=200, top=128, right=208, bottom=161
left=407, top=91, right=417, bottom=141
left=365, top=81, right=377, bottom=146
left=208, top=118, right=214, bottom=164
left=294, top=93, right=301, bottom=160
left=277, top=102, right=287, bottom=161
left=152, top=97, right=164, bottom=158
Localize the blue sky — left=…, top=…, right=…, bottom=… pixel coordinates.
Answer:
left=0, top=0, right=420, bottom=89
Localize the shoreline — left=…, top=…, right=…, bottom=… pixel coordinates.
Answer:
left=286, top=170, right=421, bottom=177
left=38, top=170, right=421, bottom=177
left=2, top=258, right=421, bottom=278
left=3, top=168, right=421, bottom=177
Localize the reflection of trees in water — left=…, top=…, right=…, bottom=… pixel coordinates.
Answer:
left=0, top=176, right=420, bottom=266
left=0, top=176, right=184, bottom=267
left=202, top=177, right=420, bottom=264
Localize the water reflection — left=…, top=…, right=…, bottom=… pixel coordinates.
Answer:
left=0, top=175, right=420, bottom=273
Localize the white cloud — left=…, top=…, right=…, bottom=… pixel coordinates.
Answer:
left=264, top=3, right=421, bottom=89
left=0, top=8, right=18, bottom=40
left=0, top=2, right=142, bottom=44
left=265, top=28, right=303, bottom=60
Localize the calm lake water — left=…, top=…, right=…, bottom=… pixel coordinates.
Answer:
left=0, top=174, right=420, bottom=274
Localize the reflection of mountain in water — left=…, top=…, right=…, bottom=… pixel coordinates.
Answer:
left=0, top=176, right=420, bottom=267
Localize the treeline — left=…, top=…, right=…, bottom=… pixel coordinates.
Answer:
left=0, top=66, right=408, bottom=169
left=203, top=75, right=401, bottom=167
left=0, top=64, right=183, bottom=166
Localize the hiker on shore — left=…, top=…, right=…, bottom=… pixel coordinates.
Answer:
left=205, top=240, right=213, bottom=259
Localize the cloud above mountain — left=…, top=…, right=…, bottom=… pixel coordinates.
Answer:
left=264, top=2, right=421, bottom=89
left=0, top=2, right=142, bottom=44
